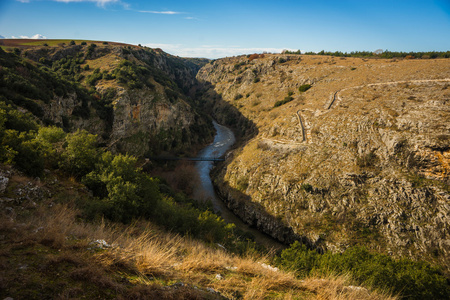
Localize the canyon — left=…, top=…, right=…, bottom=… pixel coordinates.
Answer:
left=2, top=41, right=449, bottom=273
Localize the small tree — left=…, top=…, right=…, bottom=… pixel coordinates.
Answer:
left=60, top=130, right=99, bottom=178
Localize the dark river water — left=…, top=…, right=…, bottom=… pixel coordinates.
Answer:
left=194, top=121, right=284, bottom=250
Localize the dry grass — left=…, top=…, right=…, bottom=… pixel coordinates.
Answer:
left=0, top=194, right=397, bottom=299
left=65, top=207, right=398, bottom=298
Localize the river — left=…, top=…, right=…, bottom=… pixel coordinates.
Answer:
left=194, top=121, right=285, bottom=250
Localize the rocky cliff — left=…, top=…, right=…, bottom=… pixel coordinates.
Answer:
left=3, top=42, right=213, bottom=157
left=198, top=54, right=450, bottom=269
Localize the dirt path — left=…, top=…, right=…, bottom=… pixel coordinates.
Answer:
left=262, top=78, right=450, bottom=148
left=296, top=110, right=306, bottom=142
left=331, top=78, right=450, bottom=109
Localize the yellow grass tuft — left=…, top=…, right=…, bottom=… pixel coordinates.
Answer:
left=2, top=201, right=398, bottom=299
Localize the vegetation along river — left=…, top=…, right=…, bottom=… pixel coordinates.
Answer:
left=194, top=121, right=285, bottom=250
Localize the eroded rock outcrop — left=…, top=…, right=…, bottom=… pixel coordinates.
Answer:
left=199, top=54, right=450, bottom=268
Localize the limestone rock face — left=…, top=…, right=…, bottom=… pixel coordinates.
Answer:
left=20, top=44, right=213, bottom=156
left=199, top=54, right=450, bottom=269
left=109, top=87, right=209, bottom=156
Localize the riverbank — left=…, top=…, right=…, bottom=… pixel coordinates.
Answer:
left=194, top=121, right=286, bottom=250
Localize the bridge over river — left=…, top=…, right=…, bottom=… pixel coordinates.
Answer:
left=148, top=156, right=225, bottom=162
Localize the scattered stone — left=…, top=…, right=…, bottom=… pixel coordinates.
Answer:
left=34, top=226, right=44, bottom=233
left=0, top=176, right=9, bottom=193
left=216, top=243, right=226, bottom=251
left=342, top=285, right=370, bottom=296
left=88, top=239, right=113, bottom=250
left=215, top=274, right=223, bottom=280
left=260, top=263, right=279, bottom=272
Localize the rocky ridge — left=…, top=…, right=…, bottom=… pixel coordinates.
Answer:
left=198, top=54, right=450, bottom=269
left=9, top=42, right=213, bottom=157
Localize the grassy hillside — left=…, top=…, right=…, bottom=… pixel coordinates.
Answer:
left=0, top=173, right=399, bottom=299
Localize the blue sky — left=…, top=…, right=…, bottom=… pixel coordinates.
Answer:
left=0, top=0, right=449, bottom=58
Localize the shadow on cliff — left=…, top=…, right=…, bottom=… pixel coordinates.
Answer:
left=211, top=157, right=321, bottom=250
left=192, top=79, right=320, bottom=250
left=192, top=81, right=258, bottom=145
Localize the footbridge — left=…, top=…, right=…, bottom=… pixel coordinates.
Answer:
left=148, top=156, right=225, bottom=162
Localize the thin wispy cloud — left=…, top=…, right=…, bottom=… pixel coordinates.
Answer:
left=139, top=10, right=184, bottom=15
left=54, top=0, right=120, bottom=5
left=17, top=0, right=123, bottom=7
left=144, top=43, right=287, bottom=59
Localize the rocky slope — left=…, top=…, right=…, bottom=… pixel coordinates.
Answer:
left=1, top=41, right=213, bottom=157
left=197, top=54, right=450, bottom=269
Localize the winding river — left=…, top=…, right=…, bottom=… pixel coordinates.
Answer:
left=194, top=121, right=285, bottom=250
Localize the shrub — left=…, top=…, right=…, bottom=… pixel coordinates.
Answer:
left=299, top=84, right=312, bottom=92
left=234, top=93, right=243, bottom=101
left=276, top=243, right=450, bottom=300
left=236, top=175, right=249, bottom=191
left=248, top=54, right=261, bottom=61
left=2, top=130, right=44, bottom=177
left=356, top=151, right=378, bottom=168
left=301, top=183, right=313, bottom=193
left=70, top=40, right=76, bottom=46
left=274, top=96, right=293, bottom=108
left=60, top=130, right=100, bottom=178
left=81, top=41, right=87, bottom=46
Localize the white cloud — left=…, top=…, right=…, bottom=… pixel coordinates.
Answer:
left=31, top=34, right=47, bottom=39
left=10, top=34, right=47, bottom=39
left=143, top=43, right=286, bottom=59
left=139, top=10, right=183, bottom=15
left=0, top=35, right=5, bottom=39
left=54, top=0, right=120, bottom=5
left=17, top=0, right=122, bottom=7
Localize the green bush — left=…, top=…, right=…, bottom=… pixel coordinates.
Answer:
left=276, top=242, right=450, bottom=300
left=236, top=175, right=249, bottom=191
left=299, top=84, right=312, bottom=92
left=2, top=130, right=44, bottom=177
left=274, top=96, right=293, bottom=108
left=234, top=93, right=243, bottom=101
left=60, top=130, right=100, bottom=178
left=301, top=183, right=313, bottom=193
